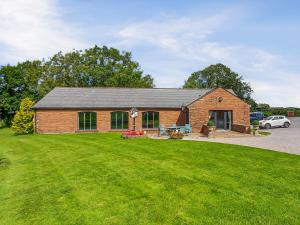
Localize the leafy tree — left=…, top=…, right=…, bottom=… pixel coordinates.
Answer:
left=11, top=98, right=34, bottom=135
left=0, top=45, right=154, bottom=124
left=39, top=45, right=154, bottom=95
left=257, top=103, right=271, bottom=112
left=183, top=63, right=256, bottom=108
left=0, top=62, right=41, bottom=125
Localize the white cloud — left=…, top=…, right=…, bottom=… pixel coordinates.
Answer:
left=116, top=12, right=229, bottom=51
left=112, top=13, right=300, bottom=107
left=0, top=0, right=85, bottom=63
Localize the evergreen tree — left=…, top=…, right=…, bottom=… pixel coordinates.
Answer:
left=11, top=98, right=34, bottom=135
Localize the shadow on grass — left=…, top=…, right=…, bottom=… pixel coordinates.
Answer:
left=0, top=157, right=10, bottom=169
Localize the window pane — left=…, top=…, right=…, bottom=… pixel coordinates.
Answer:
left=185, top=110, right=189, bottom=124
left=153, top=112, right=159, bottom=128
left=85, top=112, right=91, bottom=130
left=91, top=112, right=97, bottom=130
left=142, top=112, right=148, bottom=128
left=123, top=112, right=128, bottom=129
left=116, top=111, right=123, bottom=129
left=111, top=112, right=116, bottom=129
left=78, top=112, right=84, bottom=130
left=148, top=111, right=154, bottom=128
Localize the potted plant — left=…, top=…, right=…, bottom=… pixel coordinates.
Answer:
left=252, top=120, right=259, bottom=136
left=207, top=120, right=216, bottom=138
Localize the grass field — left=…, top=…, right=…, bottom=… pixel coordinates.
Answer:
left=1, top=128, right=300, bottom=225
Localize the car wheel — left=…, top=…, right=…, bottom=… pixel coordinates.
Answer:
left=284, top=122, right=290, bottom=128
left=265, top=123, right=271, bottom=129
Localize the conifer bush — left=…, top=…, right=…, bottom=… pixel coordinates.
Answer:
left=11, top=98, right=34, bottom=135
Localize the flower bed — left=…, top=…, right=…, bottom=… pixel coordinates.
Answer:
left=122, top=130, right=146, bottom=139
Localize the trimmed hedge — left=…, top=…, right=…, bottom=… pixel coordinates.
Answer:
left=262, top=107, right=300, bottom=117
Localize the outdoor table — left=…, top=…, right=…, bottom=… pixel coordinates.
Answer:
left=167, top=126, right=181, bottom=132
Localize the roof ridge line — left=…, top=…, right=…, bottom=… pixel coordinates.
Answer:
left=53, top=87, right=213, bottom=90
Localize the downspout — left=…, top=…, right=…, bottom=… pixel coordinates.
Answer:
left=34, top=109, right=37, bottom=134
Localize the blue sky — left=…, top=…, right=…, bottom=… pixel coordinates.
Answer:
left=1, top=0, right=300, bottom=106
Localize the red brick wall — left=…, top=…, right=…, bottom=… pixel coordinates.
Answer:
left=35, top=108, right=186, bottom=134
left=35, top=109, right=77, bottom=133
left=188, top=88, right=250, bottom=133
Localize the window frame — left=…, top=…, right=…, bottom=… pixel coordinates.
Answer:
left=142, top=111, right=159, bottom=129
left=110, top=111, right=129, bottom=130
left=185, top=109, right=189, bottom=124
left=77, top=111, right=97, bottom=131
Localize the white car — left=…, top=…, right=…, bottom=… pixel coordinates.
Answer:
left=259, top=115, right=291, bottom=129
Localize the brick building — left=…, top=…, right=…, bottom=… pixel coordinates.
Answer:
left=33, top=87, right=250, bottom=134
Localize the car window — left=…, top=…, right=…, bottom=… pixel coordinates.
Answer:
left=279, top=116, right=284, bottom=119
left=267, top=116, right=273, bottom=120
left=272, top=117, right=279, bottom=120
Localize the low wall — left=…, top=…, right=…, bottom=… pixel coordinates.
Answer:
left=232, top=124, right=251, bottom=134
left=201, top=124, right=250, bottom=134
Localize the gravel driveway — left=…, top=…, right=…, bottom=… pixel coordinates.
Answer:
left=195, top=117, right=300, bottom=155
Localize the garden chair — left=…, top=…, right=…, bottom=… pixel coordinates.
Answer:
left=159, top=125, right=167, bottom=136
left=184, top=124, right=192, bottom=133
left=179, top=126, right=185, bottom=133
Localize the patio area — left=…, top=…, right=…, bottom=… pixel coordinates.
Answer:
left=150, top=118, right=300, bottom=155
left=150, top=130, right=252, bottom=140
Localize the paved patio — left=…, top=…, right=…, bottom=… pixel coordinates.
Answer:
left=151, top=118, right=300, bottom=155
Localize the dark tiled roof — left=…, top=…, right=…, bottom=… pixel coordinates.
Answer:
left=33, top=87, right=231, bottom=109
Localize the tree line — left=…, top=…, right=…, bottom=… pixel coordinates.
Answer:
left=256, top=103, right=300, bottom=117
left=0, top=45, right=154, bottom=125
left=1, top=45, right=259, bottom=127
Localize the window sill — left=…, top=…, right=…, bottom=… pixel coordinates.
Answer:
left=110, top=129, right=128, bottom=132
left=110, top=128, right=159, bottom=131
left=76, top=130, right=98, bottom=133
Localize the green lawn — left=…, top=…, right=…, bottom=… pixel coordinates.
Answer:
left=1, top=129, right=300, bottom=225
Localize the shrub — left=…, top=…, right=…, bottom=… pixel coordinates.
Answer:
left=11, top=98, right=34, bottom=135
left=0, top=120, right=6, bottom=129
left=207, top=120, right=215, bottom=126
left=252, top=120, right=259, bottom=126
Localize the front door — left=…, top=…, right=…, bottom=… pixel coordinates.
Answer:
left=210, top=110, right=232, bottom=130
